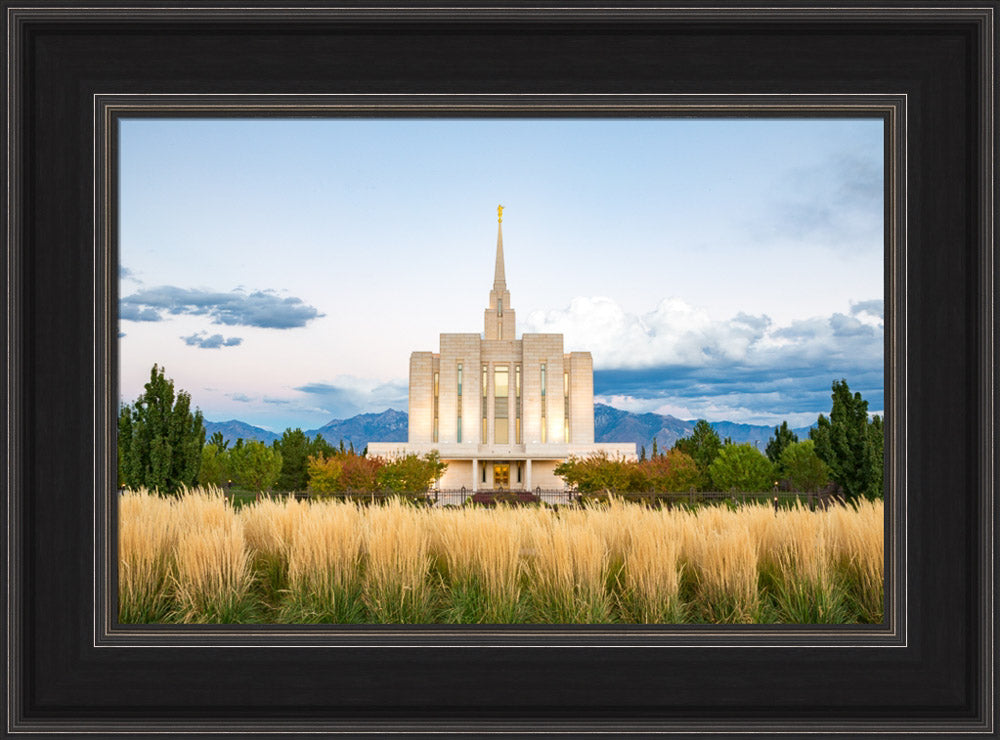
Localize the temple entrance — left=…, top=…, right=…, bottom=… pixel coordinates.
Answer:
left=493, top=463, right=510, bottom=490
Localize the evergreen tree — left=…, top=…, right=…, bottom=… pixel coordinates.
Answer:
left=810, top=379, right=883, bottom=501
left=118, top=364, right=205, bottom=493
left=765, top=421, right=799, bottom=464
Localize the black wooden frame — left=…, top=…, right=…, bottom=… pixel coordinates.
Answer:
left=4, top=3, right=996, bottom=737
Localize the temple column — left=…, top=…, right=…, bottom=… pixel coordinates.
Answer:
left=526, top=459, right=532, bottom=491
left=472, top=458, right=478, bottom=492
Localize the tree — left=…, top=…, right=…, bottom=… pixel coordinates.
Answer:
left=554, top=452, right=646, bottom=493
left=377, top=452, right=447, bottom=492
left=272, top=428, right=334, bottom=491
left=708, top=444, right=775, bottom=492
left=765, top=420, right=799, bottom=464
left=778, top=439, right=830, bottom=492
left=673, top=420, right=723, bottom=489
left=198, top=443, right=230, bottom=488
left=118, top=364, right=205, bottom=493
left=228, top=440, right=282, bottom=492
left=339, top=453, right=383, bottom=490
left=640, top=449, right=701, bottom=492
left=307, top=454, right=345, bottom=496
left=207, top=431, right=229, bottom=450
left=810, top=379, right=883, bottom=501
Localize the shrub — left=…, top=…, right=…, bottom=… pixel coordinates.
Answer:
left=639, top=449, right=700, bottom=493
left=778, top=439, right=831, bottom=492
left=708, top=444, right=775, bottom=493
left=228, top=440, right=282, bottom=492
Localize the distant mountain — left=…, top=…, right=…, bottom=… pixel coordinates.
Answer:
left=593, top=404, right=694, bottom=452
left=708, top=419, right=813, bottom=450
left=593, top=404, right=812, bottom=456
left=204, top=406, right=813, bottom=454
left=203, top=419, right=281, bottom=446
left=306, top=408, right=408, bottom=452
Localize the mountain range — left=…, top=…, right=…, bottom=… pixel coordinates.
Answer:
left=204, top=405, right=813, bottom=454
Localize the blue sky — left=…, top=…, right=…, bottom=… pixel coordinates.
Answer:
left=119, top=118, right=884, bottom=431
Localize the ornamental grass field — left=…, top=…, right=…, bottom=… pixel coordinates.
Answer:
left=119, top=487, right=884, bottom=625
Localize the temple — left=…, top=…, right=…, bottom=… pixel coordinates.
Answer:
left=366, top=207, right=636, bottom=491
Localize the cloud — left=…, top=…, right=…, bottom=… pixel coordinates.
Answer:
left=525, top=295, right=883, bottom=425
left=120, top=286, right=323, bottom=328
left=524, top=295, right=882, bottom=372
left=294, top=377, right=409, bottom=420
left=229, top=393, right=253, bottom=402
left=182, top=332, right=243, bottom=349
left=752, top=152, right=883, bottom=251
left=119, top=303, right=162, bottom=322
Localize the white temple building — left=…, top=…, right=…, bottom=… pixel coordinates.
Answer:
left=367, top=207, right=636, bottom=491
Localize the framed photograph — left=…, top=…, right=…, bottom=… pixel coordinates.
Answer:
left=5, top=2, right=995, bottom=737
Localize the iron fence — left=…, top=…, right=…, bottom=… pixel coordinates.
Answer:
left=230, top=487, right=844, bottom=510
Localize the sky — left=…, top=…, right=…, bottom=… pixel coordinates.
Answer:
left=119, top=118, right=884, bottom=432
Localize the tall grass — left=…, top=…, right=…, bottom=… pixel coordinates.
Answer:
left=280, top=500, right=365, bottom=623
left=118, top=488, right=178, bottom=622
left=119, top=488, right=884, bottom=625
left=527, top=510, right=613, bottom=622
left=170, top=488, right=256, bottom=623
left=363, top=498, right=435, bottom=623
left=429, top=507, right=526, bottom=623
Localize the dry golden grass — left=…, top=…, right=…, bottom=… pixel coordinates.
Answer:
left=119, top=488, right=884, bottom=624
left=620, top=509, right=685, bottom=623
left=683, top=512, right=761, bottom=622
left=429, top=506, right=525, bottom=621
left=825, top=499, right=884, bottom=620
left=118, top=488, right=179, bottom=622
left=527, top=510, right=613, bottom=622
left=282, top=500, right=366, bottom=622
left=171, top=491, right=254, bottom=623
left=363, top=498, right=434, bottom=622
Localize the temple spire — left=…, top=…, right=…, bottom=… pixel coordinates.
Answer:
left=494, top=205, right=506, bottom=290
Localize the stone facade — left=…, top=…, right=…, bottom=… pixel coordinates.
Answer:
left=367, top=211, right=636, bottom=490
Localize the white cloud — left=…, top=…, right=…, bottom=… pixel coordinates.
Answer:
left=523, top=295, right=881, bottom=372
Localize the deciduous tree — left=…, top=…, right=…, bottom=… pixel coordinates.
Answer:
left=672, top=420, right=723, bottom=489
left=198, top=443, right=230, bottom=488
left=377, top=452, right=447, bottom=492
left=708, top=444, right=775, bottom=492
left=810, top=379, right=883, bottom=501
left=778, top=439, right=830, bottom=492
left=640, top=449, right=700, bottom=492
left=228, top=439, right=282, bottom=492
left=118, top=364, right=205, bottom=492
